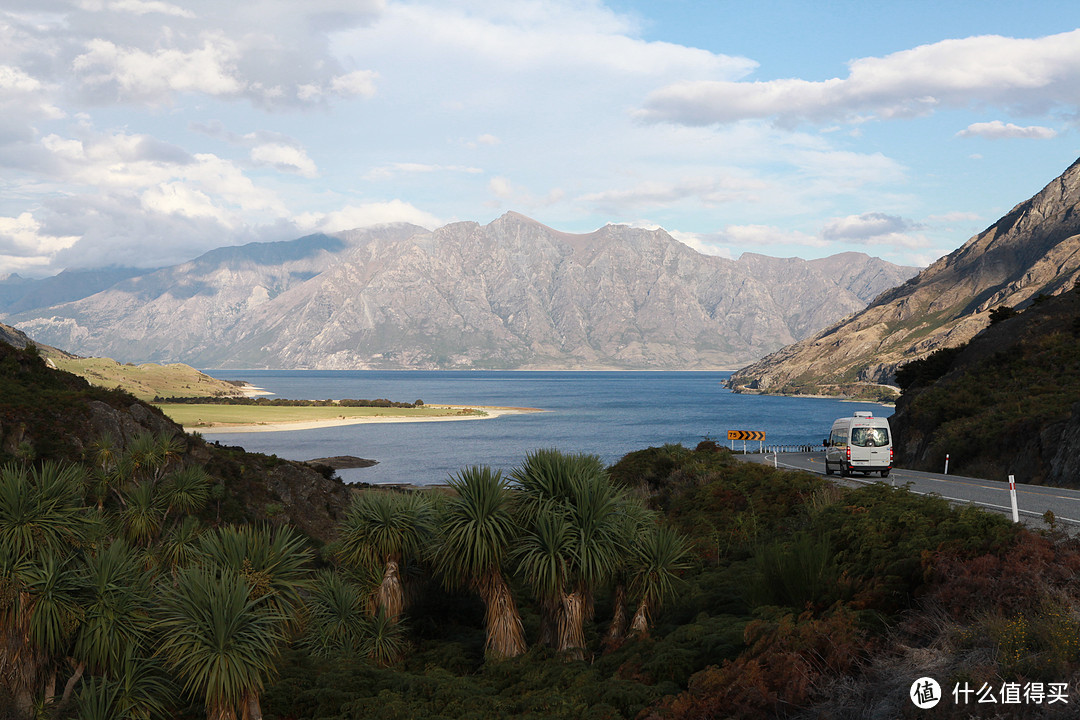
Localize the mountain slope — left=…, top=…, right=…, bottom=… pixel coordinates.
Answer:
left=889, top=285, right=1080, bottom=485
left=727, top=156, right=1080, bottom=398
left=11, top=213, right=916, bottom=370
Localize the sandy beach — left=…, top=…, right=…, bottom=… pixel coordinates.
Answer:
left=186, top=405, right=543, bottom=434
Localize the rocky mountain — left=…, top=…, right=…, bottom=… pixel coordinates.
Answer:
left=727, top=156, right=1080, bottom=398
left=7, top=213, right=916, bottom=370
left=0, top=267, right=148, bottom=315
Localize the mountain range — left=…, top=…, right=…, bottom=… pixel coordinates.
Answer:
left=3, top=213, right=916, bottom=370
left=727, top=156, right=1080, bottom=397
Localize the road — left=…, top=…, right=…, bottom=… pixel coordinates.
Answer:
left=740, top=451, right=1080, bottom=531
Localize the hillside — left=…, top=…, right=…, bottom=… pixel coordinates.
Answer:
left=4, top=330, right=1080, bottom=717
left=890, top=281, right=1080, bottom=485
left=7, top=213, right=916, bottom=370
left=727, top=156, right=1080, bottom=399
left=0, top=337, right=350, bottom=540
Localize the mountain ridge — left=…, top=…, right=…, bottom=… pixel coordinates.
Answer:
left=727, top=156, right=1080, bottom=398
left=8, top=213, right=917, bottom=370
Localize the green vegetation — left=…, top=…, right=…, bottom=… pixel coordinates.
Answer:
left=155, top=403, right=486, bottom=428
left=6, top=338, right=1080, bottom=718
left=893, top=284, right=1080, bottom=480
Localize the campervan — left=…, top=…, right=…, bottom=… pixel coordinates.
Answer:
left=825, top=411, right=892, bottom=478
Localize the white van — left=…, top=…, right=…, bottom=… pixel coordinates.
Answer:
left=825, top=411, right=892, bottom=478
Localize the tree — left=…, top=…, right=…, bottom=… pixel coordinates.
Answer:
left=626, top=524, right=693, bottom=639
left=300, top=569, right=369, bottom=658
left=336, top=492, right=432, bottom=621
left=513, top=450, right=623, bottom=659
left=196, top=525, right=313, bottom=719
left=155, top=565, right=286, bottom=720
left=431, top=466, right=526, bottom=660
left=0, top=461, right=92, bottom=718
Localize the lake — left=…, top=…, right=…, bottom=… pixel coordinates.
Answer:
left=199, top=370, right=890, bottom=485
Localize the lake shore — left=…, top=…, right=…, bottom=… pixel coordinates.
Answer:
left=182, top=404, right=544, bottom=434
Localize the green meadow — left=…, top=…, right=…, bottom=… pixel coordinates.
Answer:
left=155, top=402, right=487, bottom=428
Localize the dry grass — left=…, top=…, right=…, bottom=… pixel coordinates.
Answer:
left=45, top=352, right=244, bottom=401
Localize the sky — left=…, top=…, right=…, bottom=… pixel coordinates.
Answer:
left=3, top=0, right=1080, bottom=277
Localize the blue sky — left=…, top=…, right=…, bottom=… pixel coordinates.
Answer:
left=2, top=0, right=1080, bottom=276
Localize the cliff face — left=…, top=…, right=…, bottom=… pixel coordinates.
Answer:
left=727, top=157, right=1080, bottom=397
left=9, top=213, right=916, bottom=370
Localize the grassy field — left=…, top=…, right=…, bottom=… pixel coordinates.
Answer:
left=45, top=352, right=246, bottom=401
left=155, top=403, right=487, bottom=428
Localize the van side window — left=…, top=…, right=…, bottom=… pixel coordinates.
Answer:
left=830, top=429, right=845, bottom=447
left=851, top=427, right=889, bottom=447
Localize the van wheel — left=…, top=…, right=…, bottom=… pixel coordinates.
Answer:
left=840, top=465, right=849, bottom=477
left=881, top=469, right=890, bottom=478
left=824, top=461, right=834, bottom=476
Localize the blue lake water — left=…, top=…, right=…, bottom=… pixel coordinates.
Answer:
left=199, top=370, right=890, bottom=485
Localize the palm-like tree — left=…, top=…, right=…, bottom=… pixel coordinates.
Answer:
left=154, top=565, right=285, bottom=720
left=300, top=569, right=369, bottom=658
left=513, top=450, right=623, bottom=659
left=198, top=525, right=313, bottom=630
left=431, top=466, right=526, bottom=660
left=626, top=524, right=692, bottom=639
left=197, top=525, right=313, bottom=720
left=336, top=491, right=432, bottom=621
left=127, top=432, right=185, bottom=486
left=0, top=461, right=92, bottom=718
left=160, top=466, right=211, bottom=523
left=603, top=497, right=654, bottom=648
left=120, top=483, right=164, bottom=546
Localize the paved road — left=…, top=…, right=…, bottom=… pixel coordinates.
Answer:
left=740, top=451, right=1080, bottom=531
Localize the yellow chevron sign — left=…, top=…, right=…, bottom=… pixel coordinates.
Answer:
left=728, top=430, right=765, bottom=441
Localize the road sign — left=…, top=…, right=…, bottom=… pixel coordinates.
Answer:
left=727, top=430, right=765, bottom=441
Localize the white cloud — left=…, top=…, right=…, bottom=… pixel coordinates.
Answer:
left=140, top=183, right=230, bottom=223
left=821, top=212, right=929, bottom=248
left=956, top=120, right=1057, bottom=139
left=364, top=163, right=483, bottom=181
left=295, top=201, right=441, bottom=233
left=73, top=36, right=245, bottom=102
left=330, top=70, right=379, bottom=98
left=364, top=1, right=754, bottom=79
left=578, top=176, right=767, bottom=214
left=0, top=212, right=80, bottom=271
left=486, top=176, right=563, bottom=209
left=97, top=0, right=197, bottom=18
left=250, top=143, right=318, bottom=178
left=639, top=29, right=1080, bottom=126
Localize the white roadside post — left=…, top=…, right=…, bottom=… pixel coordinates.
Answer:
left=1009, top=475, right=1019, bottom=523
left=944, top=454, right=950, bottom=475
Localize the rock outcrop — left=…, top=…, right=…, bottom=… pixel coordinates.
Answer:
left=727, top=156, right=1080, bottom=398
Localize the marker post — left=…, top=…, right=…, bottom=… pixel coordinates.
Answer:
left=944, top=454, right=949, bottom=475
left=1009, top=475, right=1019, bottom=523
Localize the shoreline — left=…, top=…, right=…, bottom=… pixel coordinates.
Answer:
left=186, top=405, right=544, bottom=434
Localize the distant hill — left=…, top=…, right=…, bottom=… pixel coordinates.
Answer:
left=8, top=213, right=917, bottom=370
left=890, top=284, right=1080, bottom=486
left=727, top=156, right=1080, bottom=399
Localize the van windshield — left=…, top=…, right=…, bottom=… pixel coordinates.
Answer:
left=851, top=427, right=889, bottom=447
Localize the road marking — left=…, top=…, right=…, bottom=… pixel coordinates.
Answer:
left=754, top=454, right=1080, bottom=528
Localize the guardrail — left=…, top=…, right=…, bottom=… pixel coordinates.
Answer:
left=753, top=445, right=824, bottom=453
